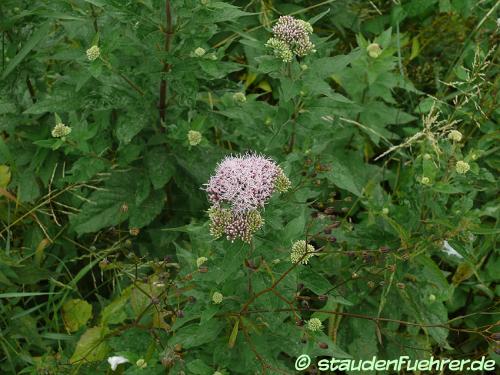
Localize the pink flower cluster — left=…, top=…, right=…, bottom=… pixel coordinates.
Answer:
left=272, top=16, right=311, bottom=46
left=206, top=153, right=282, bottom=212
left=205, top=153, right=290, bottom=242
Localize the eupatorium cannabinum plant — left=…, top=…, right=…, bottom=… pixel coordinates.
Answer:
left=205, top=153, right=290, bottom=242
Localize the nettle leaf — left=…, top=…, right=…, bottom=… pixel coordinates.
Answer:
left=326, top=156, right=379, bottom=197
left=62, top=299, right=93, bottom=333
left=203, top=2, right=252, bottom=23
left=70, top=173, right=133, bottom=234
left=71, top=170, right=165, bottom=234
left=145, top=147, right=175, bottom=189
left=283, top=214, right=306, bottom=243
left=17, top=169, right=41, bottom=203
left=129, top=188, right=165, bottom=228
left=169, top=320, right=224, bottom=349
left=116, top=112, right=148, bottom=145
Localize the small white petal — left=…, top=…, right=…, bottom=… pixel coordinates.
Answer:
left=442, top=240, right=463, bottom=259
left=108, top=356, right=129, bottom=371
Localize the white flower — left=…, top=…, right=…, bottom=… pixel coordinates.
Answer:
left=51, top=122, right=71, bottom=138
left=448, top=130, right=463, bottom=142
left=382, top=207, right=389, bottom=215
left=442, top=240, right=463, bottom=259
left=212, top=291, right=223, bottom=304
left=108, top=356, right=129, bottom=371
left=188, top=130, right=202, bottom=146
left=455, top=160, right=470, bottom=174
left=194, top=47, right=206, bottom=57
left=196, top=256, right=208, bottom=268
left=290, top=240, right=316, bottom=265
left=86, top=45, right=100, bottom=61
left=136, top=359, right=147, bottom=368
left=306, top=318, right=323, bottom=332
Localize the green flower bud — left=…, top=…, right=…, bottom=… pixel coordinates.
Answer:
left=212, top=292, right=223, bottom=304
left=366, top=43, right=382, bottom=58
left=86, top=45, right=100, bottom=61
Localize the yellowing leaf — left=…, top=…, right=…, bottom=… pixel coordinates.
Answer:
left=62, top=299, right=92, bottom=333
left=452, top=262, right=475, bottom=286
left=0, top=165, right=11, bottom=188
left=256, top=80, right=272, bottom=92
left=70, top=326, right=109, bottom=363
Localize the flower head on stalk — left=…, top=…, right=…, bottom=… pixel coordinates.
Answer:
left=205, top=153, right=290, bottom=243
left=266, top=16, right=315, bottom=62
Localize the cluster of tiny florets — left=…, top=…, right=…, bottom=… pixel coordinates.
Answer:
left=188, top=130, right=202, bottom=146
left=205, top=153, right=290, bottom=242
left=193, top=47, right=206, bottom=57
left=86, top=45, right=100, bottom=61
left=306, top=318, right=323, bottom=332
left=290, top=240, right=316, bottom=264
left=232, top=92, right=246, bottom=104
left=206, top=154, right=288, bottom=212
left=448, top=130, right=463, bottom=142
left=208, top=207, right=264, bottom=243
left=212, top=292, right=223, bottom=304
left=266, top=16, right=315, bottom=62
left=455, top=160, right=470, bottom=174
left=51, top=122, right=71, bottom=138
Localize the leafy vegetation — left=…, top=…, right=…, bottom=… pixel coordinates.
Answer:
left=0, top=0, right=499, bottom=374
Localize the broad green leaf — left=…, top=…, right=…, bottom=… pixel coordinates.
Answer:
left=145, top=147, right=174, bottom=189
left=70, top=326, right=109, bottom=363
left=62, top=299, right=93, bottom=333
left=2, top=23, right=51, bottom=79
left=101, top=288, right=131, bottom=326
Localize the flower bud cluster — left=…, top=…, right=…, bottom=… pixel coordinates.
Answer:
left=51, top=122, right=71, bottom=138
left=266, top=16, right=315, bottom=62
left=205, top=153, right=290, bottom=242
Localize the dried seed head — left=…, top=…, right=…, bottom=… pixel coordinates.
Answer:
left=129, top=227, right=140, bottom=236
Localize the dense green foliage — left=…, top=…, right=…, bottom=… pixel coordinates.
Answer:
left=0, top=0, right=499, bottom=374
